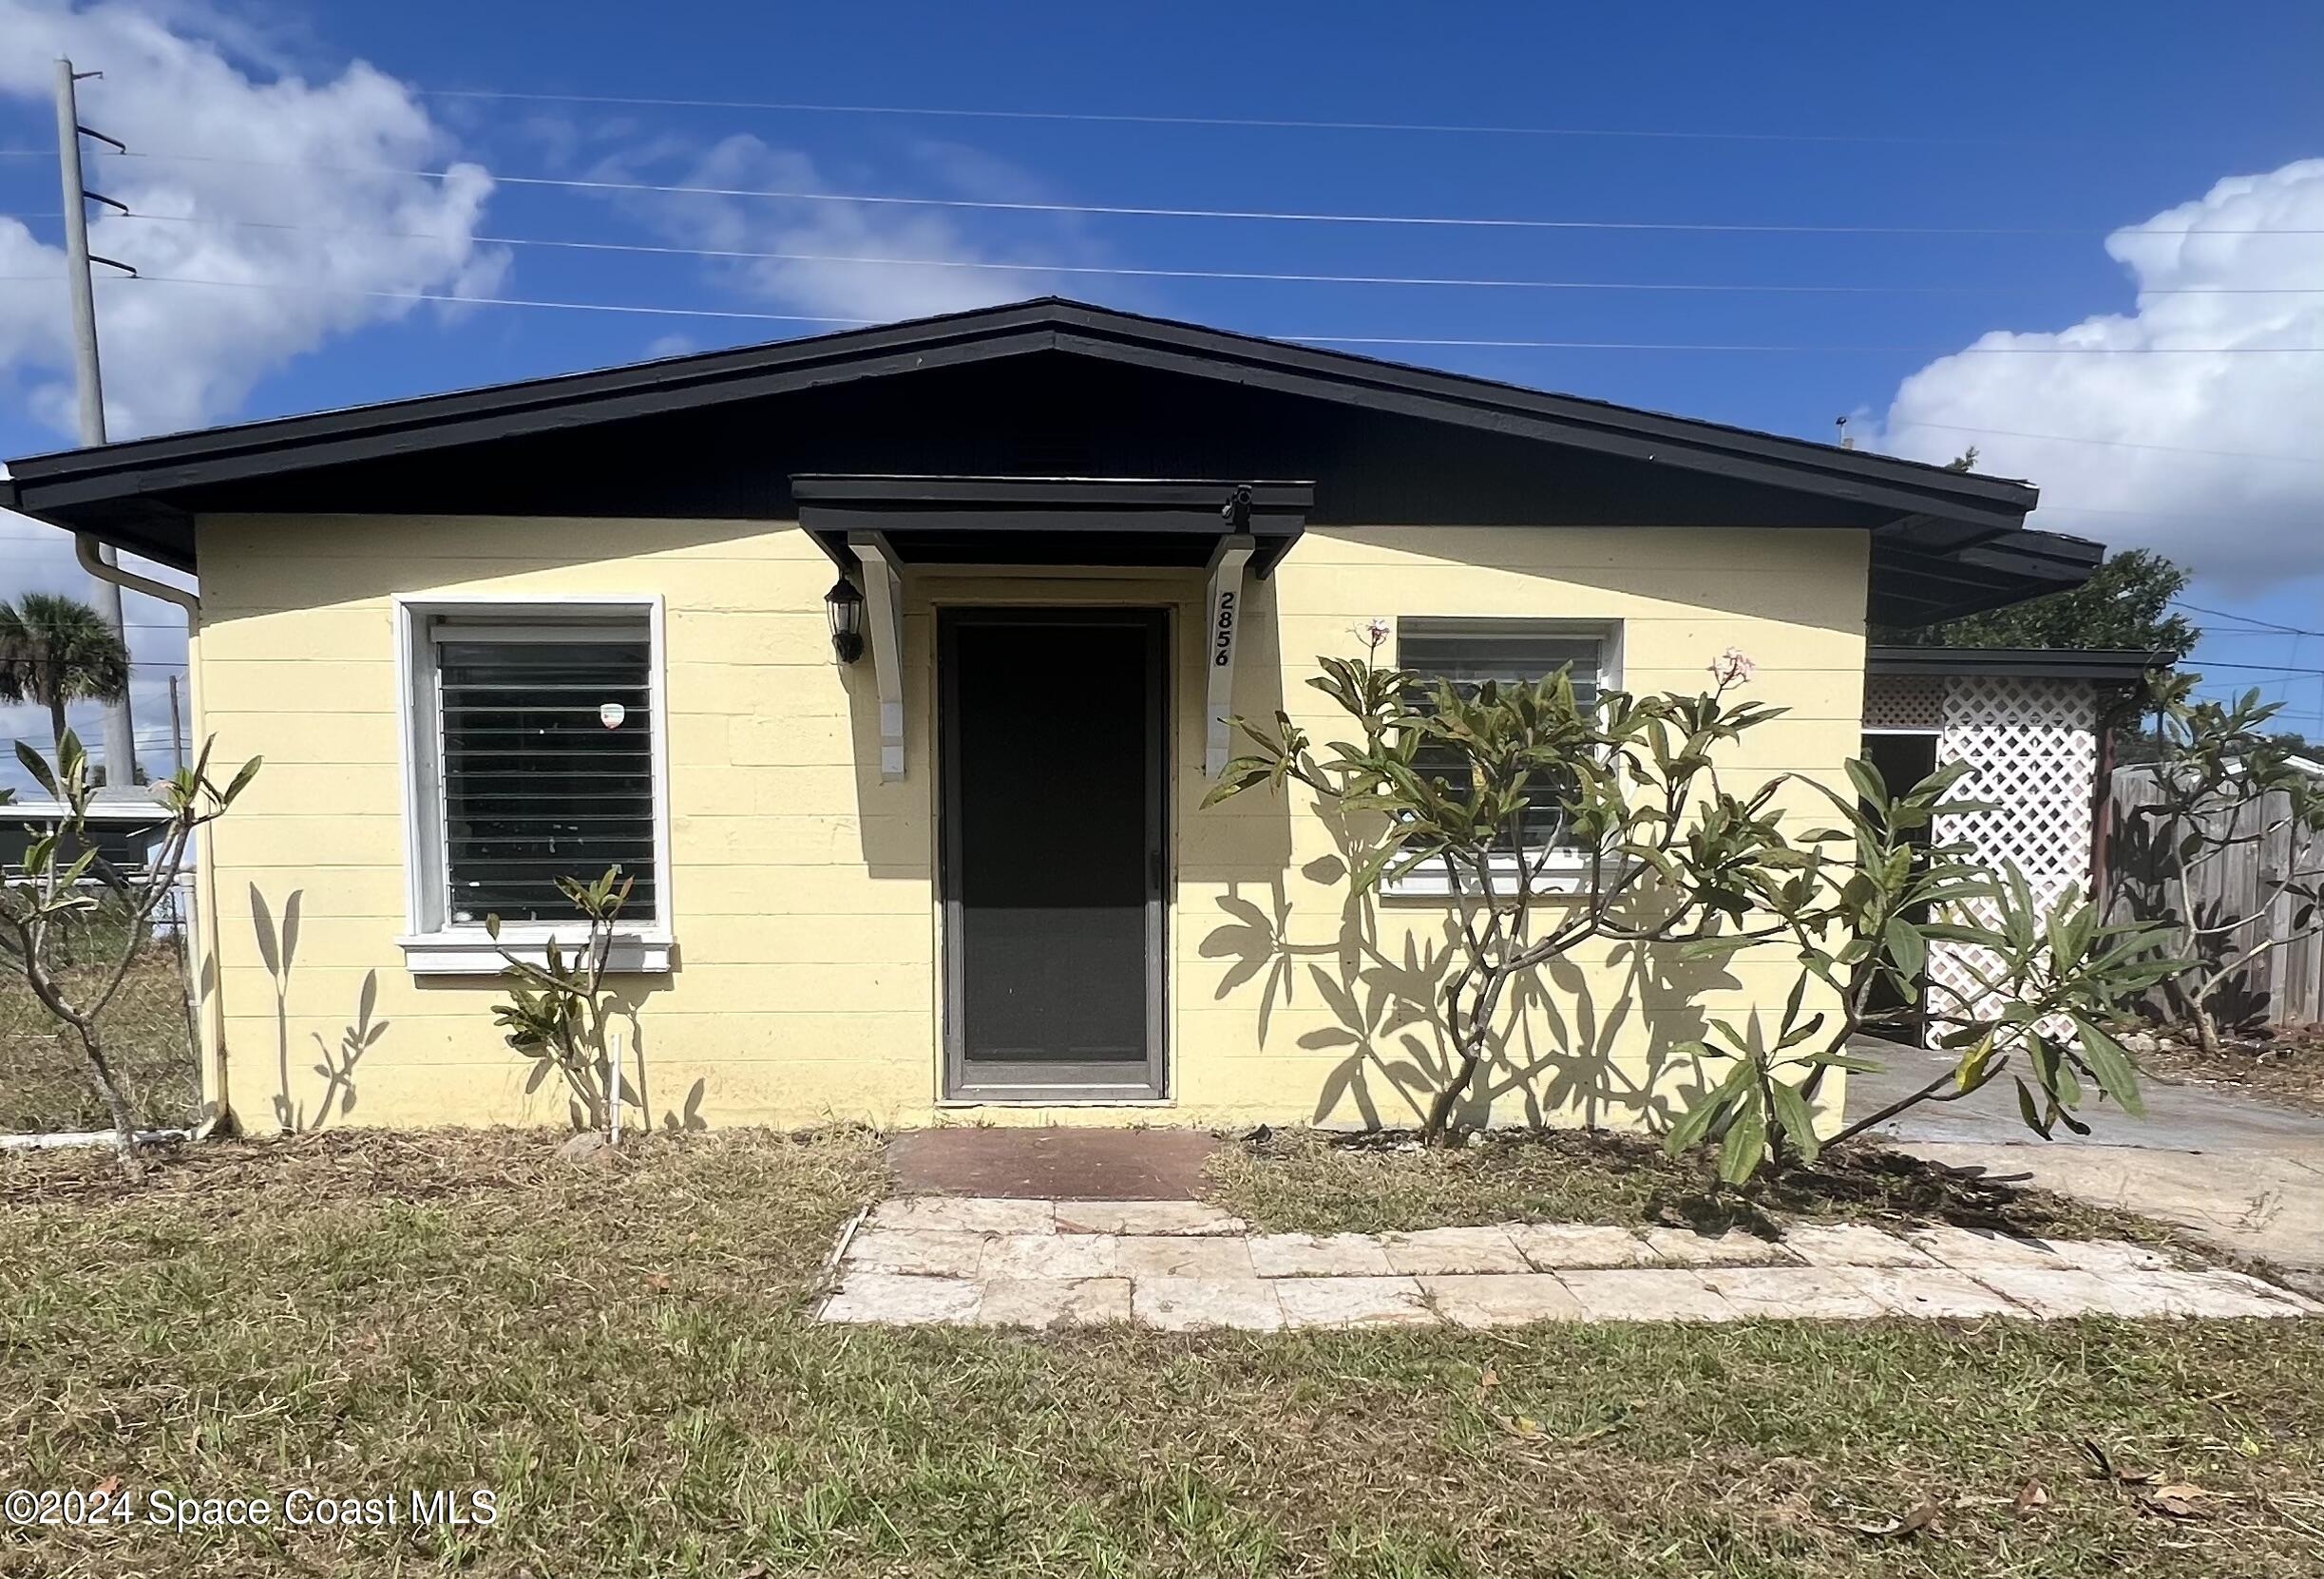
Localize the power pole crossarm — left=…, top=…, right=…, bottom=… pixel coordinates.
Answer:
left=51, top=56, right=139, bottom=791
left=52, top=59, right=105, bottom=447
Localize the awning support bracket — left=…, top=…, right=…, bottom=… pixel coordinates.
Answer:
left=1204, top=527, right=1257, bottom=778
left=848, top=530, right=906, bottom=781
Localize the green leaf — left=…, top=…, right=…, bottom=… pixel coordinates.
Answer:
left=2067, top=1015, right=2146, bottom=1118
left=1662, top=1059, right=1748, bottom=1155
left=1768, top=1078, right=1821, bottom=1164
left=1882, top=916, right=1926, bottom=984
left=1843, top=756, right=1889, bottom=810
left=2013, top=1076, right=2054, bottom=1139
left=1718, top=1098, right=1768, bottom=1185
left=1800, top=1048, right=1884, bottom=1074
left=221, top=755, right=264, bottom=808
left=13, top=738, right=58, bottom=800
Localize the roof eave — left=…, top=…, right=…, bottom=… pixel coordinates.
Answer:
left=1, top=297, right=2039, bottom=539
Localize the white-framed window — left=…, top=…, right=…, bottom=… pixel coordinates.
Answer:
left=394, top=596, right=672, bottom=974
left=1388, top=617, right=1622, bottom=896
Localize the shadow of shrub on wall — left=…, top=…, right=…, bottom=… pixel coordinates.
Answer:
left=308, top=969, right=386, bottom=1128
left=1204, top=856, right=1733, bottom=1134
left=252, top=885, right=390, bottom=1132
left=1201, top=638, right=1785, bottom=1141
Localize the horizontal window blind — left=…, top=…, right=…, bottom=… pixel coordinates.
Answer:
left=432, top=618, right=655, bottom=924
left=1399, top=621, right=1605, bottom=853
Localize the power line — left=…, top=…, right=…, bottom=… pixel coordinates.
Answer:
left=135, top=274, right=860, bottom=325
left=102, top=151, right=2324, bottom=238
left=120, top=276, right=2324, bottom=352
left=403, top=87, right=2224, bottom=151
left=2035, top=504, right=2269, bottom=522
left=1888, top=419, right=2324, bottom=466
left=2184, top=660, right=2324, bottom=675
left=2177, top=600, right=2324, bottom=637
left=117, top=212, right=2324, bottom=298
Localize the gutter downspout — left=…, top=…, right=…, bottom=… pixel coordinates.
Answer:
left=74, top=535, right=230, bottom=1136
left=75, top=535, right=196, bottom=616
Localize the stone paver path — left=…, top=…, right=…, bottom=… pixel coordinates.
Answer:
left=818, top=1197, right=2322, bottom=1329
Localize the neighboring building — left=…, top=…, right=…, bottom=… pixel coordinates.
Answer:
left=0, top=299, right=2102, bottom=1133
left=0, top=797, right=176, bottom=878
left=1861, top=645, right=2161, bottom=1027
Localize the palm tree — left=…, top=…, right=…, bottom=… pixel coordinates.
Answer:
left=0, top=592, right=131, bottom=761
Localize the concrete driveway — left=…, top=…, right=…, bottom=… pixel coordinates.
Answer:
left=1846, top=1037, right=2324, bottom=1283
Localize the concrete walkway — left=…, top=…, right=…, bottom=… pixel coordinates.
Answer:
left=818, top=1197, right=2320, bottom=1330
left=1848, top=1037, right=2324, bottom=1279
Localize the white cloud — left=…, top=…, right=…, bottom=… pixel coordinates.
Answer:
left=0, top=0, right=505, bottom=787
left=1865, top=159, right=2324, bottom=591
left=0, top=0, right=505, bottom=441
left=589, top=133, right=1105, bottom=324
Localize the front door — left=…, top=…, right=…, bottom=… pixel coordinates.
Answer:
left=940, top=607, right=1167, bottom=1100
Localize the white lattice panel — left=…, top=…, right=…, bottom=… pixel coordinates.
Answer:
left=1928, top=676, right=2099, bottom=1025
left=1863, top=675, right=1945, bottom=732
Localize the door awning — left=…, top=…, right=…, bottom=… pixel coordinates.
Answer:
left=797, top=475, right=1307, bottom=785
left=793, top=475, right=1311, bottom=578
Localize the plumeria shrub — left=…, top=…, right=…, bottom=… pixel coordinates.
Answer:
left=1206, top=630, right=1795, bottom=1140
left=0, top=729, right=259, bottom=1178
left=1210, top=628, right=2182, bottom=1166
left=485, top=866, right=638, bottom=1134
left=1666, top=760, right=2181, bottom=1182
left=2118, top=674, right=2324, bottom=1053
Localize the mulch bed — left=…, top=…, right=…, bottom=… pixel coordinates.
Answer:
left=2133, top=1023, right=2324, bottom=1116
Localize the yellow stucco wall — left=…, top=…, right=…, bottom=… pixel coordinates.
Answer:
left=192, top=515, right=1868, bottom=1135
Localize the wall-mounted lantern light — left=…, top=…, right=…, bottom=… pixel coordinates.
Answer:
left=825, top=575, right=866, bottom=663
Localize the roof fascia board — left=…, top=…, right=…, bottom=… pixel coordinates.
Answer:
left=7, top=299, right=2032, bottom=533
left=1043, top=304, right=2036, bottom=511
left=1046, top=327, right=2032, bottom=532
left=7, top=331, right=1065, bottom=506
left=1867, top=645, right=2164, bottom=680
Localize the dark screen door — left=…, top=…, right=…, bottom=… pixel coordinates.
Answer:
left=941, top=608, right=1167, bottom=1098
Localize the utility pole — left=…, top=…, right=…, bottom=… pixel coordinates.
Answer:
left=166, top=673, right=185, bottom=774
left=52, top=56, right=140, bottom=791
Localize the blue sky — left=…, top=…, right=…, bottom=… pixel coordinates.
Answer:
left=1, top=0, right=2320, bottom=768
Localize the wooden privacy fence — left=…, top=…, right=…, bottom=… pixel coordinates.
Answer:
left=2104, top=764, right=2324, bottom=1027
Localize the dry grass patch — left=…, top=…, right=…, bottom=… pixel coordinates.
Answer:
left=1, top=952, right=201, bottom=1134
left=3, top=1127, right=2321, bottom=1577
left=1205, top=1127, right=2174, bottom=1243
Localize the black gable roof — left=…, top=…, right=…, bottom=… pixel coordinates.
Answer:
left=0, top=296, right=2093, bottom=624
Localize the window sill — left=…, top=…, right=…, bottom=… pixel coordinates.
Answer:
left=1380, top=852, right=1624, bottom=901
left=396, top=927, right=674, bottom=977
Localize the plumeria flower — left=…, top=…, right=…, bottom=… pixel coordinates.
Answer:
left=1709, top=647, right=1757, bottom=689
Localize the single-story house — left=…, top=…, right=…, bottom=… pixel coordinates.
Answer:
left=0, top=298, right=2105, bottom=1134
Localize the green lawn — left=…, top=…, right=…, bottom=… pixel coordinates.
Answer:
left=4, top=1129, right=2320, bottom=1577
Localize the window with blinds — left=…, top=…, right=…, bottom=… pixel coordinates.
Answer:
left=1398, top=619, right=1609, bottom=854
left=428, top=616, right=657, bottom=925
